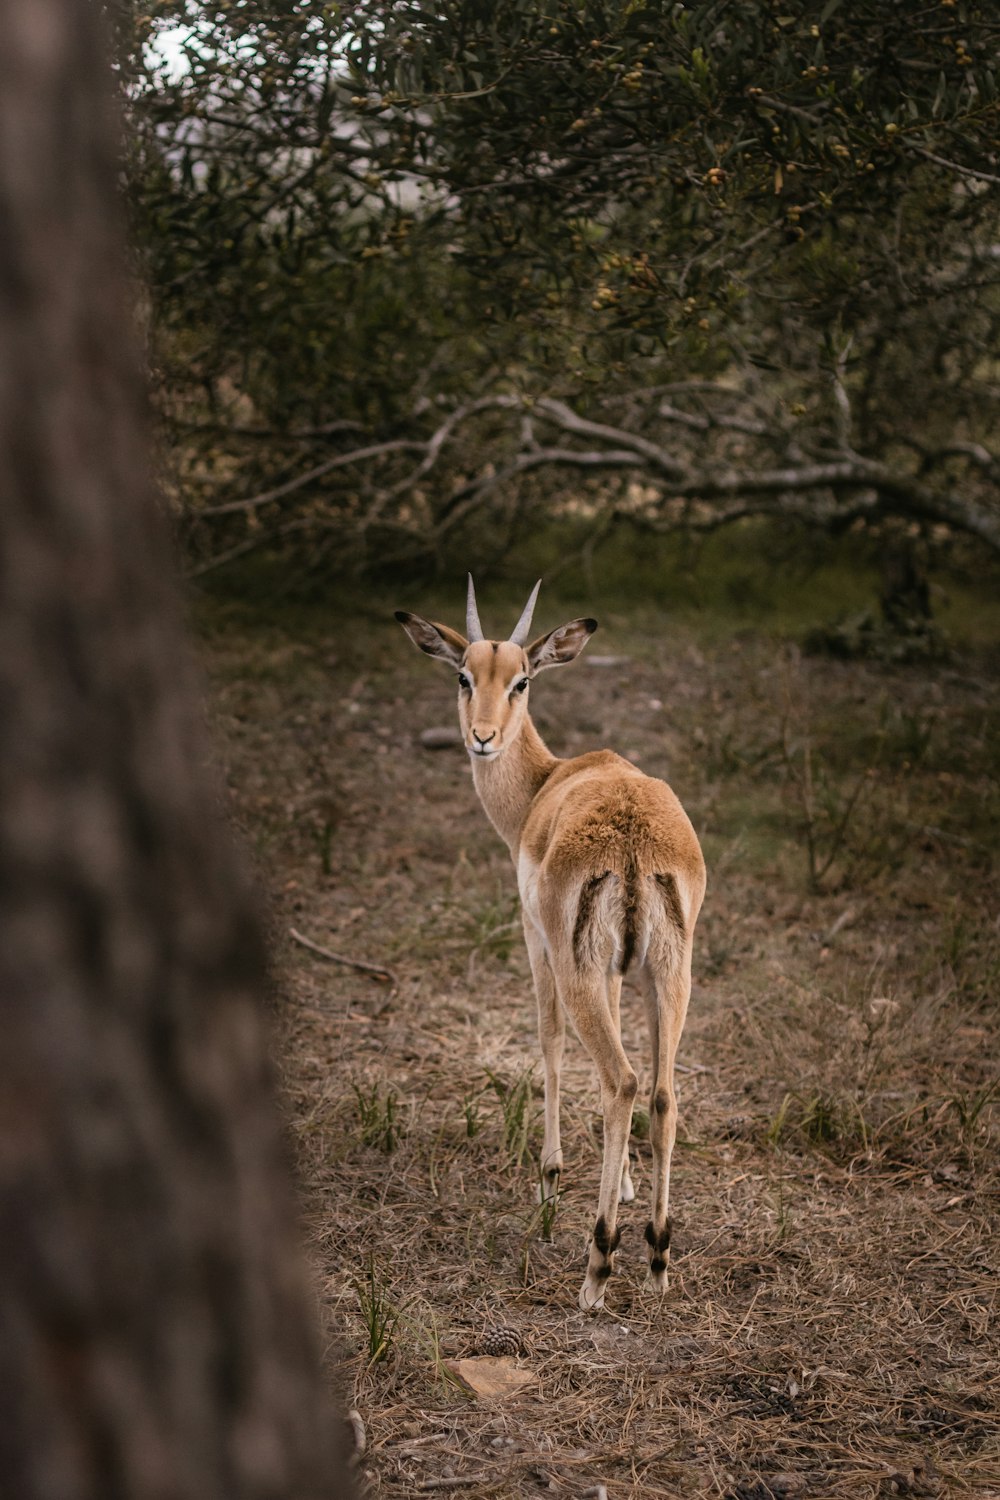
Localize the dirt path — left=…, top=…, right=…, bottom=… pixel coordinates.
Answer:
left=200, top=596, right=999, bottom=1500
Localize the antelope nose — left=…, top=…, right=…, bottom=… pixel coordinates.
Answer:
left=472, top=728, right=496, bottom=747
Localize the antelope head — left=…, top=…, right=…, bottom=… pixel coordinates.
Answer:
left=395, top=576, right=597, bottom=759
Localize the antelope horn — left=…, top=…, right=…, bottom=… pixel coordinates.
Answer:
left=509, top=579, right=542, bottom=646
left=466, top=573, right=485, bottom=642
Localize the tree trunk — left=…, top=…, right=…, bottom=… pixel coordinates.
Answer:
left=0, top=4, right=351, bottom=1496
left=880, top=531, right=933, bottom=633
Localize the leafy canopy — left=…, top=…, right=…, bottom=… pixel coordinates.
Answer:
left=123, top=2, right=1000, bottom=578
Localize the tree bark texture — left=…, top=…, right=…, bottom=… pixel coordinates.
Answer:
left=0, top=4, right=350, bottom=1496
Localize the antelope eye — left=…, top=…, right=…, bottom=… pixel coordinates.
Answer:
left=457, top=673, right=471, bottom=692
left=513, top=678, right=529, bottom=694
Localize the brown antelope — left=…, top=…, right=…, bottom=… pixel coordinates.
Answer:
left=396, top=578, right=705, bottom=1311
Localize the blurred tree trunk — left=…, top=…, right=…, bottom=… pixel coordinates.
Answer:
left=880, top=533, right=933, bottom=633
left=0, top=3, right=351, bottom=1496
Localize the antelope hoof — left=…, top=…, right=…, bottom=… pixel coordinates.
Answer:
left=619, top=1170, right=636, bottom=1204
left=644, top=1265, right=669, bottom=1296
left=579, top=1215, right=620, bottom=1311
left=578, top=1272, right=609, bottom=1313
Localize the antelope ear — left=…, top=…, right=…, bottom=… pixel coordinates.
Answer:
left=395, top=611, right=467, bottom=667
left=526, top=617, right=598, bottom=673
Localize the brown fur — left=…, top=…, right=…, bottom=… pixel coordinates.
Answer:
left=525, top=761, right=700, bottom=976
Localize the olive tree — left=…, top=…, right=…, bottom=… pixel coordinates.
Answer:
left=127, top=2, right=999, bottom=580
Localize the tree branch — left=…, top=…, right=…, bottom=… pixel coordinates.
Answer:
left=198, top=439, right=426, bottom=516
left=185, top=390, right=1000, bottom=559
left=656, top=400, right=772, bottom=438
left=900, top=139, right=1000, bottom=188
left=530, top=397, right=689, bottom=480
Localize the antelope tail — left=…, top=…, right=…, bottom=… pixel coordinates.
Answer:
left=572, top=865, right=686, bottom=975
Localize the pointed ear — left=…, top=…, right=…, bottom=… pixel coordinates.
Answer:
left=526, top=617, right=598, bottom=674
left=395, top=611, right=467, bottom=667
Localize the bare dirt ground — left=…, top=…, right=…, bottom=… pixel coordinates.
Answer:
left=198, top=587, right=999, bottom=1500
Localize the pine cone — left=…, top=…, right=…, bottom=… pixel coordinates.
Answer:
left=721, top=1113, right=755, bottom=1141
left=478, top=1326, right=521, bottom=1357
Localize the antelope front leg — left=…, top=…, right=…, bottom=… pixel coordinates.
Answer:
left=523, top=919, right=564, bottom=1202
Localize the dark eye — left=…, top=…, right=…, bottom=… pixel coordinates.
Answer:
left=513, top=678, right=529, bottom=695
left=457, top=673, right=471, bottom=692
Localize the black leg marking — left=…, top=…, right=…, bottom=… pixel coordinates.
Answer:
left=595, top=1263, right=613, bottom=1281
left=644, top=1219, right=672, bottom=1254
left=593, top=1215, right=622, bottom=1257
left=650, top=1255, right=668, bottom=1275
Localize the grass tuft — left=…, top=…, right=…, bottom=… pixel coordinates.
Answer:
left=485, top=1065, right=536, bottom=1168
left=352, top=1080, right=401, bottom=1152
left=354, top=1253, right=400, bottom=1366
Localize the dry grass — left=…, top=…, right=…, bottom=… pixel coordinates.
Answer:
left=199, top=593, right=999, bottom=1500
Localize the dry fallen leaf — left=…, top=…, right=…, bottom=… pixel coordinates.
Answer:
left=443, top=1356, right=537, bottom=1400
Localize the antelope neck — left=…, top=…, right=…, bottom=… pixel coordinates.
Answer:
left=470, top=712, right=557, bottom=852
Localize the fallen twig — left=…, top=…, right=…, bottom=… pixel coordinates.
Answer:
left=289, top=927, right=397, bottom=986
left=821, top=903, right=863, bottom=946
left=346, top=1409, right=366, bottom=1464
left=417, top=1479, right=488, bottom=1492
